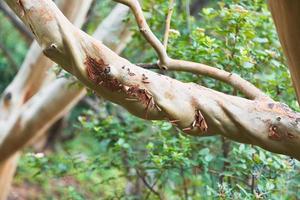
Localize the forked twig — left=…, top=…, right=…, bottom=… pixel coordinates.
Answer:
left=113, top=0, right=270, bottom=101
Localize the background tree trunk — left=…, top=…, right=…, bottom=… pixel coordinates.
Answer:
left=0, top=153, right=19, bottom=200
left=0, top=3, right=131, bottom=199
left=0, top=0, right=93, bottom=198
left=268, top=0, right=300, bottom=104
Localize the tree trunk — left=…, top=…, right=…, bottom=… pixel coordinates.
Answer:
left=0, top=153, right=19, bottom=200
left=268, top=1, right=300, bottom=104
left=0, top=0, right=93, bottom=199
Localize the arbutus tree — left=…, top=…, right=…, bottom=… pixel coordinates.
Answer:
left=1, top=0, right=300, bottom=183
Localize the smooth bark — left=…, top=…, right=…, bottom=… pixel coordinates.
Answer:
left=3, top=0, right=300, bottom=162
left=268, top=1, right=300, bottom=104
left=0, top=4, right=130, bottom=199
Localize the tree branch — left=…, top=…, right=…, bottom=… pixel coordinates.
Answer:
left=4, top=0, right=300, bottom=161
left=0, top=1, right=33, bottom=43
left=136, top=168, right=163, bottom=200
left=268, top=1, right=300, bottom=104
left=0, top=42, right=19, bottom=73
left=114, top=0, right=269, bottom=100
left=163, top=0, right=174, bottom=48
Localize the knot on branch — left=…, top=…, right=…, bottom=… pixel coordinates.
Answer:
left=268, top=122, right=299, bottom=141
left=268, top=125, right=281, bottom=140
left=43, top=43, right=60, bottom=58
left=3, top=92, right=12, bottom=103
left=268, top=124, right=298, bottom=141
left=1, top=92, right=12, bottom=108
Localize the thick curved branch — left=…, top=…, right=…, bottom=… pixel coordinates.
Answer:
left=114, top=0, right=269, bottom=101
left=4, top=0, right=300, bottom=161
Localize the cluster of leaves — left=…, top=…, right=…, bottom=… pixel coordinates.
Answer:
left=9, top=0, right=300, bottom=199
left=167, top=0, right=297, bottom=109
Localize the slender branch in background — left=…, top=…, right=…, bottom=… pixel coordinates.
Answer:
left=82, top=0, right=97, bottom=32
left=0, top=1, right=34, bottom=43
left=219, top=137, right=231, bottom=184
left=163, top=0, right=175, bottom=49
left=144, top=172, right=163, bottom=200
left=136, top=63, right=159, bottom=69
left=207, top=168, right=249, bottom=186
left=251, top=172, right=256, bottom=194
left=81, top=97, right=101, bottom=113
left=190, top=0, right=209, bottom=17
left=180, top=165, right=189, bottom=200
left=250, top=148, right=257, bottom=195
left=114, top=0, right=269, bottom=100
left=0, top=43, right=18, bottom=73
left=136, top=168, right=163, bottom=200
left=185, top=0, right=191, bottom=32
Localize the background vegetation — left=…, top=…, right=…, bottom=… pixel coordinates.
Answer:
left=1, top=0, right=299, bottom=199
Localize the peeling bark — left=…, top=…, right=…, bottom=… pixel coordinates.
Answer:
left=3, top=0, right=300, bottom=162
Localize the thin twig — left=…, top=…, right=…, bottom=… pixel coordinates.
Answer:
left=180, top=165, right=189, bottom=200
left=0, top=1, right=33, bottom=43
left=0, top=43, right=19, bottom=73
left=136, top=168, right=162, bottom=200
left=145, top=172, right=163, bottom=200
left=113, top=0, right=270, bottom=101
left=136, top=63, right=159, bottom=69
left=81, top=97, right=101, bottom=113
left=163, top=0, right=175, bottom=48
left=185, top=0, right=191, bottom=32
